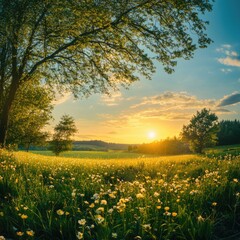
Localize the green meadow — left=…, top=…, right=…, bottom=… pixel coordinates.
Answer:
left=1, top=149, right=240, bottom=240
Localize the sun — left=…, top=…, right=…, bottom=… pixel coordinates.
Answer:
left=147, top=131, right=156, bottom=139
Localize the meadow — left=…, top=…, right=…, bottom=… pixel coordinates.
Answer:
left=0, top=149, right=240, bottom=240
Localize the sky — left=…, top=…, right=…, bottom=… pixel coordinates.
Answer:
left=50, top=0, right=240, bottom=144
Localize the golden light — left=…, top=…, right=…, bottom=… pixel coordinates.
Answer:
left=147, top=131, right=156, bottom=139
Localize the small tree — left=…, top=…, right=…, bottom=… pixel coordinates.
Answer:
left=181, top=108, right=219, bottom=153
left=50, top=115, right=77, bottom=156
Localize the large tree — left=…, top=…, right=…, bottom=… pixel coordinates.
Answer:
left=6, top=80, right=53, bottom=150
left=0, top=0, right=213, bottom=147
left=181, top=108, right=219, bottom=153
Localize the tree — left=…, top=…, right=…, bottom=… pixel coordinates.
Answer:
left=6, top=80, right=53, bottom=151
left=217, top=120, right=240, bottom=146
left=181, top=108, right=219, bottom=153
left=49, top=115, right=77, bottom=156
left=0, top=0, right=213, bottom=147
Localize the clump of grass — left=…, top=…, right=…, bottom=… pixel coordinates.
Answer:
left=0, top=149, right=240, bottom=239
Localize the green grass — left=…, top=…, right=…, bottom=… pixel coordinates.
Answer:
left=0, top=150, right=240, bottom=239
left=29, top=150, right=149, bottom=159
left=205, top=144, right=240, bottom=159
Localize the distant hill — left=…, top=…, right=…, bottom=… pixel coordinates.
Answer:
left=19, top=140, right=137, bottom=151
left=72, top=140, right=131, bottom=151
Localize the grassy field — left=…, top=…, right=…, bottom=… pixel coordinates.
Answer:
left=29, top=150, right=149, bottom=159
left=0, top=149, right=240, bottom=239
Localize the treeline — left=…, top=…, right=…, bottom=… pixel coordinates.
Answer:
left=217, top=120, right=240, bottom=146
left=130, top=119, right=240, bottom=155
left=129, top=137, right=191, bottom=155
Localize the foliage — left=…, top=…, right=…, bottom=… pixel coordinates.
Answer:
left=181, top=108, right=219, bottom=153
left=6, top=81, right=53, bottom=151
left=217, top=120, right=240, bottom=146
left=0, top=0, right=214, bottom=146
left=132, top=137, right=190, bottom=155
left=1, top=150, right=240, bottom=239
left=49, top=115, right=77, bottom=156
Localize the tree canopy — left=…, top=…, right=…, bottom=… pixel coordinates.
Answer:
left=181, top=108, right=219, bottom=153
left=7, top=80, right=53, bottom=150
left=0, top=0, right=213, bottom=146
left=49, top=115, right=77, bottom=156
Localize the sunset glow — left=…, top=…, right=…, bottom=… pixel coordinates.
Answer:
left=147, top=131, right=156, bottom=140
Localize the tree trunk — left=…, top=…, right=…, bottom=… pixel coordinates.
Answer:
left=0, top=79, right=19, bottom=148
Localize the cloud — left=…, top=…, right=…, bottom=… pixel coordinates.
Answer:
left=101, top=92, right=123, bottom=106
left=217, top=44, right=240, bottom=68
left=131, top=91, right=215, bottom=111
left=220, top=68, right=232, bottom=73
left=218, top=92, right=240, bottom=107
left=218, top=57, right=240, bottom=67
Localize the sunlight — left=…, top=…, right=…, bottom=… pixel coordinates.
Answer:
left=147, top=131, right=156, bottom=140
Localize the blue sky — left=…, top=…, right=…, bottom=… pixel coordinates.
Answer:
left=50, top=0, right=240, bottom=144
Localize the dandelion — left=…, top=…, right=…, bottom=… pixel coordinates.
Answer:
left=108, top=208, right=114, bottom=214
left=164, top=206, right=170, bottom=211
left=172, top=212, right=177, bottom=217
left=101, top=199, right=107, bottom=205
left=136, top=193, right=144, bottom=199
left=197, top=215, right=205, bottom=222
left=21, top=214, right=28, bottom=219
left=0, top=236, right=5, bottom=240
left=212, top=202, right=217, bottom=207
left=95, top=214, right=104, bottom=224
left=26, top=230, right=35, bottom=237
left=16, top=231, right=24, bottom=236
left=142, top=224, right=151, bottom=231
left=156, top=205, right=161, bottom=210
left=96, top=207, right=104, bottom=214
left=112, top=233, right=118, bottom=238
left=78, top=219, right=86, bottom=226
left=233, top=178, right=238, bottom=183
left=154, top=192, right=160, bottom=197
left=76, top=231, right=83, bottom=239
left=56, top=209, right=64, bottom=215
left=65, top=211, right=70, bottom=216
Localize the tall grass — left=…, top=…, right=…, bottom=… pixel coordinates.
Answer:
left=0, top=150, right=240, bottom=239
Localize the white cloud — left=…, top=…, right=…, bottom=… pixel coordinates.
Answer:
left=218, top=57, right=240, bottom=67
left=220, top=68, right=232, bottom=73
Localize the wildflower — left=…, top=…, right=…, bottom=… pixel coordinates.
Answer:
left=65, top=211, right=70, bottom=216
left=56, top=209, right=64, bottom=215
left=21, top=214, right=28, bottom=219
left=164, top=206, right=170, bottom=211
left=78, top=219, right=86, bottom=226
left=233, top=178, right=238, bottom=183
left=156, top=205, right=161, bottom=210
left=142, top=224, right=151, bottom=231
left=112, top=233, right=118, bottom=238
left=95, top=214, right=104, bottom=224
left=76, top=232, right=83, bottom=239
left=136, top=193, right=144, bottom=199
left=89, top=203, right=95, bottom=208
left=0, top=212, right=4, bottom=217
left=212, top=202, right=217, bottom=207
left=16, top=232, right=24, bottom=236
left=163, top=212, right=171, bottom=216
left=197, top=215, right=205, bottom=222
left=101, top=199, right=107, bottom=205
left=108, top=208, right=114, bottom=214
left=26, top=230, right=35, bottom=237
left=96, top=207, right=104, bottom=214
left=0, top=236, right=5, bottom=240
left=172, top=212, right=177, bottom=217
left=153, top=192, right=160, bottom=197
